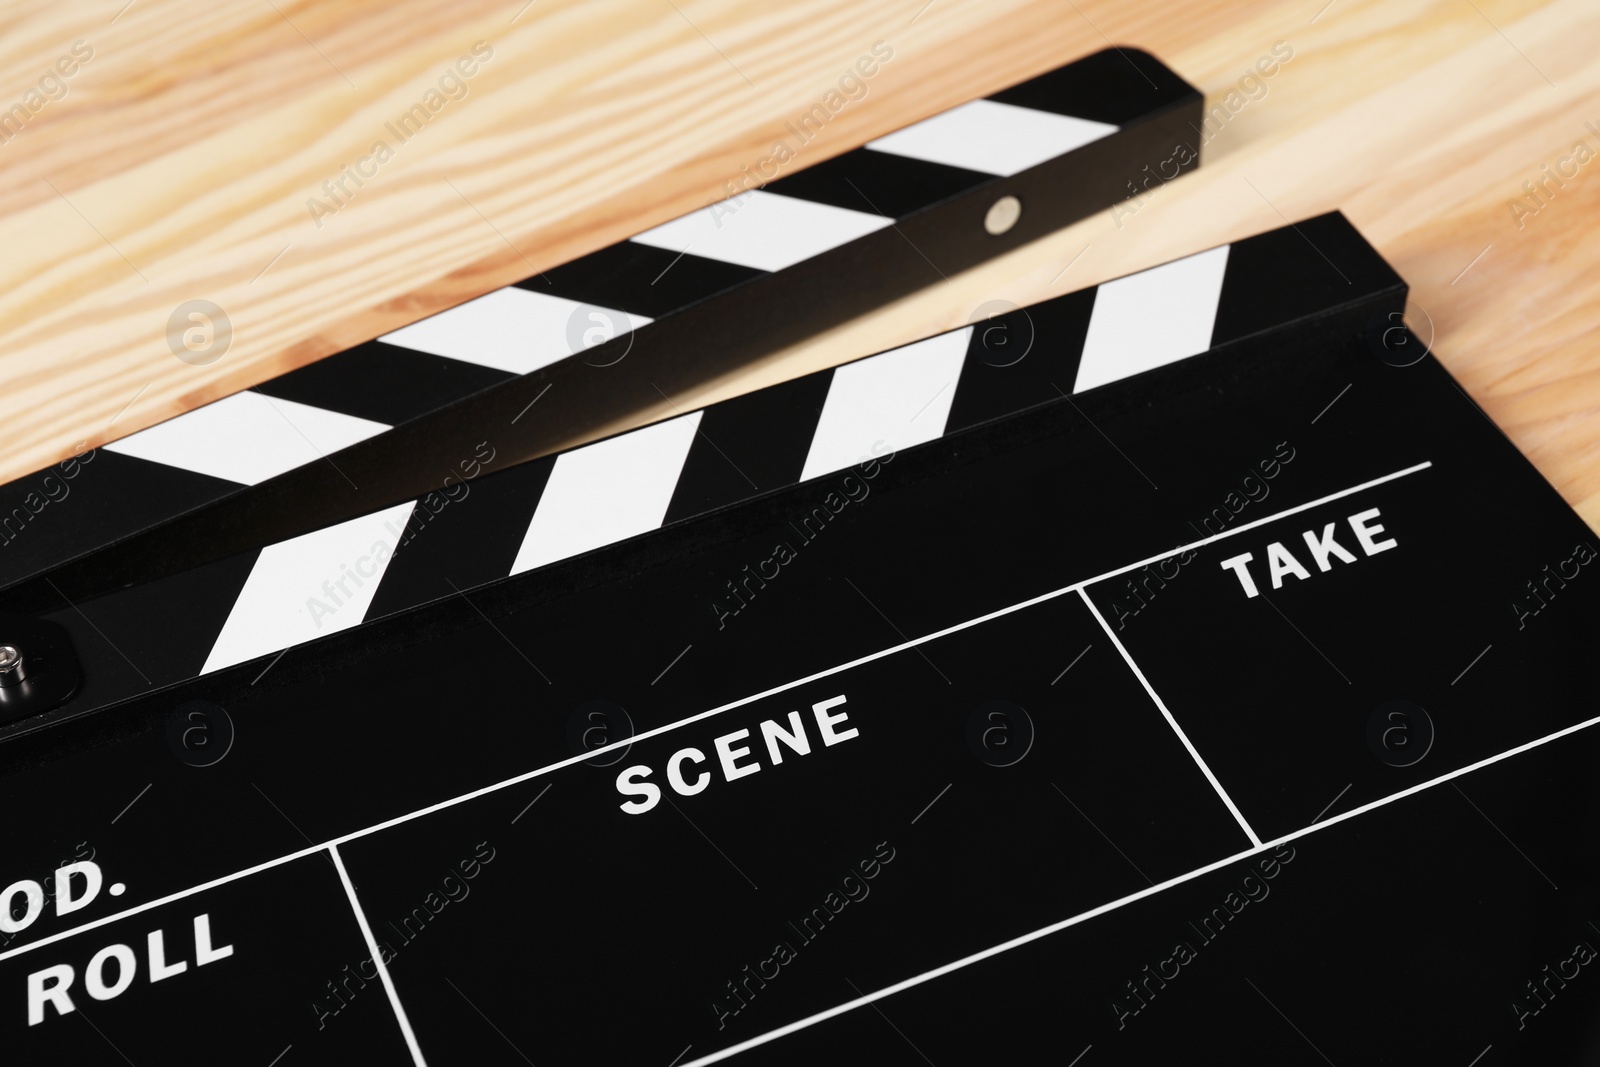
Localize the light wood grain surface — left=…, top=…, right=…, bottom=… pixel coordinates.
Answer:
left=1, top=0, right=1596, bottom=526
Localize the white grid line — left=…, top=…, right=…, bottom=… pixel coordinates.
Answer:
left=0, top=460, right=1433, bottom=967
left=330, top=845, right=429, bottom=1067
left=680, top=704, right=1600, bottom=1066
left=1079, top=587, right=1261, bottom=845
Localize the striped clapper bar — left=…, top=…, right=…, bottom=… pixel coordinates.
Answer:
left=0, top=47, right=1201, bottom=597
left=5, top=211, right=1405, bottom=726
left=4, top=211, right=1599, bottom=1066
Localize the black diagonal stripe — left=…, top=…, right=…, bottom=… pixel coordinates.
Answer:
left=989, top=47, right=1196, bottom=125
left=1210, top=212, right=1404, bottom=348
left=944, top=286, right=1098, bottom=435
left=49, top=546, right=262, bottom=699
left=0, top=450, right=239, bottom=589
left=365, top=457, right=556, bottom=622
left=763, top=148, right=994, bottom=218
left=662, top=370, right=835, bottom=527
left=520, top=241, right=766, bottom=320
left=252, top=340, right=514, bottom=426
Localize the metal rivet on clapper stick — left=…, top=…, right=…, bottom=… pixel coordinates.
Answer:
left=985, top=195, right=1022, bottom=236
left=0, top=645, right=27, bottom=687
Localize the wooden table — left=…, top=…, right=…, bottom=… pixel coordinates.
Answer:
left=2, top=0, right=1596, bottom=526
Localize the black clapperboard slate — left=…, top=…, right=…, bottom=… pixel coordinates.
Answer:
left=0, top=210, right=1595, bottom=1066
left=0, top=47, right=1201, bottom=600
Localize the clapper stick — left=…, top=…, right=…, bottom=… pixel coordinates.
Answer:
left=0, top=47, right=1200, bottom=599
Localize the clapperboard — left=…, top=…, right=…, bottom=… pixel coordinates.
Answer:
left=0, top=47, right=1200, bottom=598
left=1, top=202, right=1595, bottom=1066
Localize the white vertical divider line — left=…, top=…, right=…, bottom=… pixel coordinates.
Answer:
left=1076, top=587, right=1263, bottom=847
left=329, top=845, right=429, bottom=1067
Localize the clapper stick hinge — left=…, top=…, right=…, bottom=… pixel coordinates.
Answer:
left=0, top=612, right=81, bottom=725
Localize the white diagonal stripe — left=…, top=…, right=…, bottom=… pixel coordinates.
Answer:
left=104, top=392, right=389, bottom=487
left=1072, top=244, right=1231, bottom=394
left=867, top=98, right=1116, bottom=177
left=630, top=190, right=892, bottom=273
left=510, top=412, right=703, bottom=576
left=380, top=287, right=650, bottom=375
left=799, top=327, right=972, bottom=482
left=200, top=501, right=416, bottom=674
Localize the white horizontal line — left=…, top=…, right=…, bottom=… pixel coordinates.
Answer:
left=1093, top=459, right=1433, bottom=581
left=682, top=704, right=1600, bottom=1066
left=0, top=460, right=1433, bottom=966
